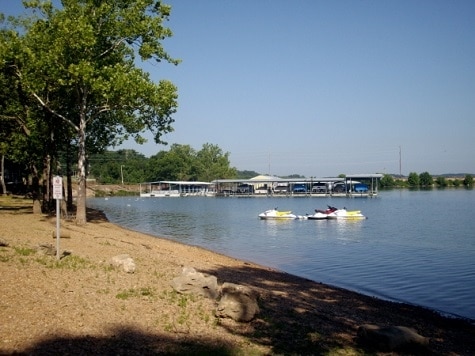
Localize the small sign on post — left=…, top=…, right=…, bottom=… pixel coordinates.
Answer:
left=53, top=176, right=63, bottom=260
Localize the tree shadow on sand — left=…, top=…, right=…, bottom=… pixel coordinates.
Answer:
left=198, top=263, right=475, bottom=355
left=7, top=264, right=475, bottom=355
left=13, top=325, right=242, bottom=355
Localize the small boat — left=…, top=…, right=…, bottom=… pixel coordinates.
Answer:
left=259, top=208, right=298, bottom=220
left=327, top=208, right=366, bottom=220
left=307, top=206, right=338, bottom=220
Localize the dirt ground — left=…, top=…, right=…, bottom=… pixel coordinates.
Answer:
left=1, top=196, right=474, bottom=355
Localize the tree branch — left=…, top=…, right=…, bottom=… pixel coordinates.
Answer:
left=0, top=115, right=31, bottom=136
left=31, top=92, right=79, bottom=132
left=97, top=37, right=127, bottom=59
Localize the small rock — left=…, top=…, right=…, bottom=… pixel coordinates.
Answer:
left=110, top=254, right=136, bottom=273
left=170, top=266, right=218, bottom=299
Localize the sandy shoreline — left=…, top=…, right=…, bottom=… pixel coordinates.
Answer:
left=1, top=198, right=474, bottom=355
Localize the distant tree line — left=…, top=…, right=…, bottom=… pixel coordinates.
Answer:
left=380, top=173, right=473, bottom=188
left=87, top=144, right=239, bottom=184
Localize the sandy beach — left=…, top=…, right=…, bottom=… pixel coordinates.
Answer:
left=1, top=196, right=474, bottom=355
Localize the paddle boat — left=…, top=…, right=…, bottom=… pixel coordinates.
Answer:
left=307, top=206, right=338, bottom=220
left=327, top=208, right=366, bottom=220
left=258, top=208, right=299, bottom=220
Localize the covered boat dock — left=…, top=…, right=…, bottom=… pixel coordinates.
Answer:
left=139, top=181, right=215, bottom=197
left=212, top=173, right=383, bottom=197
left=139, top=174, right=383, bottom=198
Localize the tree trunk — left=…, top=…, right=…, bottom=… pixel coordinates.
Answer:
left=75, top=109, right=87, bottom=225
left=66, top=143, right=73, bottom=212
left=31, top=166, right=42, bottom=214
left=0, top=155, right=6, bottom=195
left=41, top=154, right=51, bottom=213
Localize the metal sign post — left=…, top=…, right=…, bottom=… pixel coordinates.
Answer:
left=52, top=176, right=63, bottom=260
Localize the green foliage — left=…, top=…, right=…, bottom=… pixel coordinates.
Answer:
left=463, top=174, right=473, bottom=187
left=88, top=143, right=238, bottom=183
left=147, top=143, right=236, bottom=182
left=380, top=174, right=395, bottom=188
left=282, top=174, right=305, bottom=179
left=407, top=172, right=420, bottom=187
left=419, top=172, right=433, bottom=187
left=1, top=0, right=179, bottom=223
left=147, top=144, right=196, bottom=181
left=435, top=176, right=447, bottom=187
left=88, top=149, right=148, bottom=184
left=236, top=170, right=260, bottom=179
left=195, top=143, right=237, bottom=181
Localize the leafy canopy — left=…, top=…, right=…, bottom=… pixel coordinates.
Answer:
left=1, top=0, right=180, bottom=223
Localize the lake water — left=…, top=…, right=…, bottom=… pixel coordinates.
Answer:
left=87, top=189, right=475, bottom=321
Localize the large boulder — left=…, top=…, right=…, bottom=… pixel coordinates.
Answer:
left=110, top=254, right=136, bottom=273
left=170, top=266, right=218, bottom=299
left=357, top=324, right=429, bottom=352
left=216, top=282, right=260, bottom=322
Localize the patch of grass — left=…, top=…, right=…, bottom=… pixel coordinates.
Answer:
left=0, top=196, right=32, bottom=212
left=93, top=190, right=109, bottom=198
left=178, top=294, right=189, bottom=308
left=36, top=254, right=92, bottom=270
left=14, top=246, right=36, bottom=256
left=152, top=270, right=165, bottom=279
left=116, top=287, right=156, bottom=300
left=159, top=290, right=216, bottom=333
left=0, top=251, right=12, bottom=262
left=101, top=264, right=115, bottom=272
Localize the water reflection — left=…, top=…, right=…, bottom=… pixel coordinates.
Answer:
left=333, top=218, right=364, bottom=236
left=260, top=218, right=296, bottom=236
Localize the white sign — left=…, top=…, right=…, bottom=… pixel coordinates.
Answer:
left=53, top=176, right=63, bottom=200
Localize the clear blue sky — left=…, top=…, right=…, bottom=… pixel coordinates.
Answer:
left=3, top=1, right=474, bottom=177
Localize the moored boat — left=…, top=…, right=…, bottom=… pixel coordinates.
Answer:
left=307, top=206, right=338, bottom=220
left=259, top=208, right=298, bottom=220
left=327, top=208, right=366, bottom=220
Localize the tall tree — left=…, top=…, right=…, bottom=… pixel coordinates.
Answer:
left=1, top=0, right=179, bottom=224
left=419, top=172, right=433, bottom=187
left=195, top=143, right=236, bottom=181
left=148, top=144, right=196, bottom=181
left=380, top=174, right=395, bottom=188
left=463, top=174, right=473, bottom=188
left=407, top=172, right=420, bottom=187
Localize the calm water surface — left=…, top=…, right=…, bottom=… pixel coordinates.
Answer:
left=87, top=189, right=475, bottom=321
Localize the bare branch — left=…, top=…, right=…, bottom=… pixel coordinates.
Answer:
left=97, top=37, right=127, bottom=59
left=30, top=92, right=79, bottom=132
left=0, top=115, right=31, bottom=136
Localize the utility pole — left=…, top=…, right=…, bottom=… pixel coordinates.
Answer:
left=120, top=165, right=124, bottom=185
left=268, top=152, right=271, bottom=176
left=399, top=146, right=402, bottom=177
